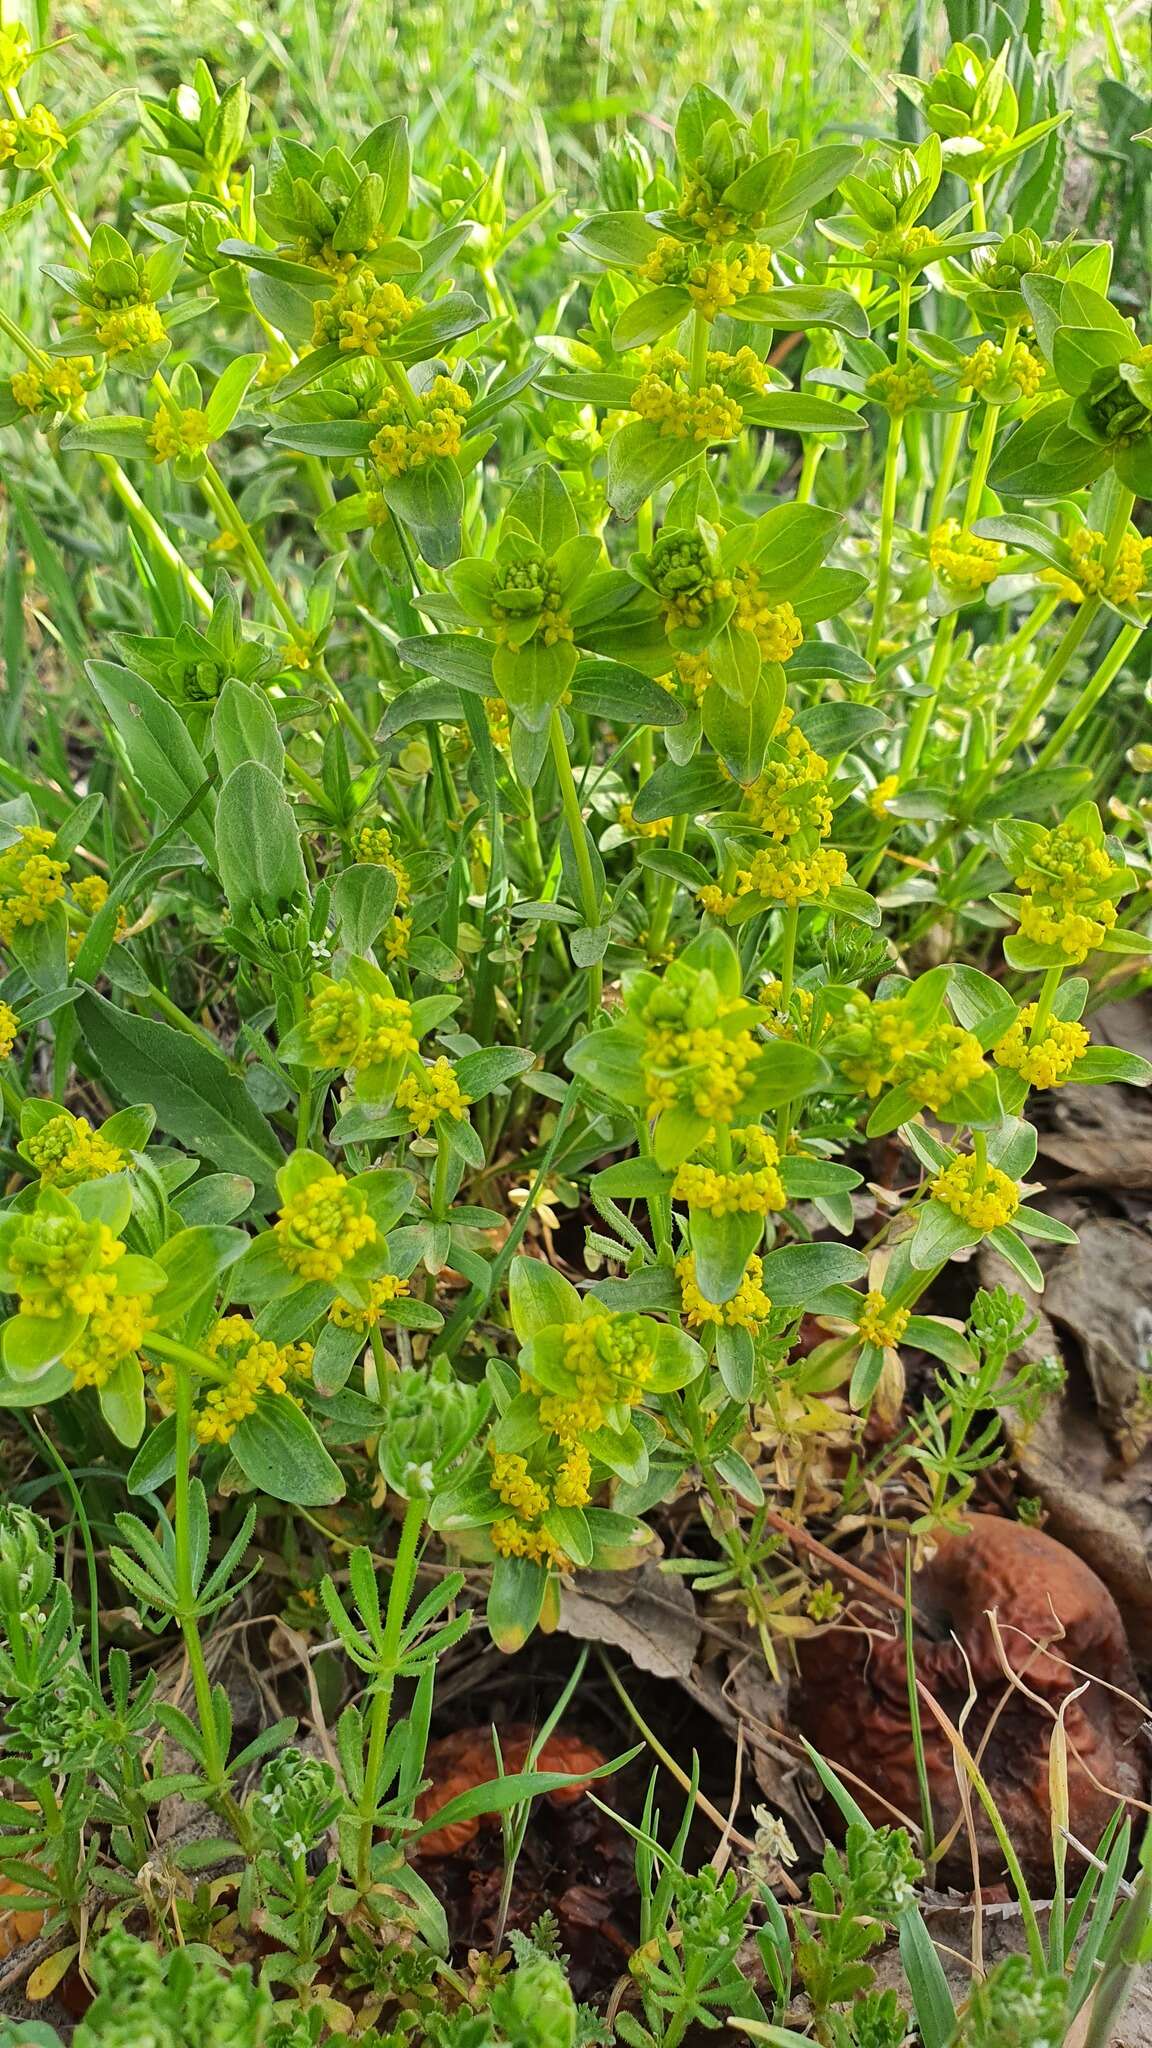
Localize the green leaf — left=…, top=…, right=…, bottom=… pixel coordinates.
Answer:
left=331, top=864, right=398, bottom=955
left=757, top=1242, right=867, bottom=1304
left=487, top=1553, right=545, bottom=1650
left=230, top=1393, right=345, bottom=1505
left=86, top=661, right=215, bottom=862
left=152, top=1226, right=250, bottom=1324
left=632, top=758, right=730, bottom=824
left=215, top=761, right=307, bottom=924
left=212, top=679, right=285, bottom=781
left=607, top=423, right=700, bottom=520
left=75, top=994, right=283, bottom=1194
left=509, top=1255, right=582, bottom=1341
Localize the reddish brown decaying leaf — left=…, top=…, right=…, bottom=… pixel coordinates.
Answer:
left=413, top=1725, right=607, bottom=1857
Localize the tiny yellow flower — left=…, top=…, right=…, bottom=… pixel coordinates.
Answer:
left=868, top=774, right=899, bottom=820
left=929, top=519, right=1006, bottom=592
left=865, top=362, right=934, bottom=415
left=856, top=1289, right=909, bottom=1350
left=677, top=1251, right=772, bottom=1332
left=993, top=1004, right=1089, bottom=1090
left=490, top=1518, right=566, bottom=1567
left=931, top=1154, right=1020, bottom=1230
left=95, top=303, right=166, bottom=358
left=673, top=1156, right=786, bottom=1218
left=0, top=1001, right=18, bottom=1058
left=490, top=1450, right=550, bottom=1521
left=192, top=1316, right=314, bottom=1443
left=273, top=1172, right=377, bottom=1282
left=23, top=1113, right=125, bottom=1188
left=312, top=278, right=418, bottom=356
left=394, top=1056, right=472, bottom=1136
left=148, top=406, right=214, bottom=464
left=329, top=1273, right=410, bottom=1331
left=368, top=376, right=471, bottom=477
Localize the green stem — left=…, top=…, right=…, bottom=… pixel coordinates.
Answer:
left=356, top=1495, right=426, bottom=1892
left=171, top=1361, right=228, bottom=1793
left=549, top=710, right=603, bottom=1024
left=648, top=813, right=686, bottom=958
left=431, top=1131, right=452, bottom=1221
left=1028, top=963, right=1062, bottom=1044
left=965, top=599, right=1101, bottom=806
left=969, top=486, right=1135, bottom=801
left=867, top=414, right=904, bottom=666
left=689, top=309, right=710, bottom=392
left=1034, top=618, right=1142, bottom=770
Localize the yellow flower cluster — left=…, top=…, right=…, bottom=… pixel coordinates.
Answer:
left=700, top=843, right=846, bottom=914
left=838, top=996, right=985, bottom=1112
left=673, top=651, right=713, bottom=701
left=639, top=237, right=774, bottom=318
left=9, top=1213, right=124, bottom=1323
left=23, top=1114, right=124, bottom=1188
left=273, top=1171, right=377, bottom=1282
left=306, top=977, right=418, bottom=1069
left=65, top=1286, right=156, bottom=1392
left=71, top=875, right=108, bottom=916
left=383, top=913, right=411, bottom=962
left=929, top=519, right=1006, bottom=592
left=148, top=406, right=214, bottom=464
left=862, top=224, right=934, bottom=264
left=329, top=1272, right=409, bottom=1331
left=959, top=338, right=1043, bottom=399
left=839, top=995, right=925, bottom=1098
left=312, top=277, right=417, bottom=355
left=94, top=302, right=166, bottom=358
left=856, top=1290, right=909, bottom=1350
left=351, top=819, right=411, bottom=907
left=0, top=102, right=64, bottom=167
left=868, top=773, right=900, bottom=820
left=1065, top=527, right=1151, bottom=608
left=368, top=376, right=471, bottom=476
left=190, top=1316, right=314, bottom=1445
left=866, top=363, right=934, bottom=414
left=484, top=696, right=511, bottom=749
left=630, top=368, right=742, bottom=443
left=617, top=799, right=670, bottom=839
left=677, top=1250, right=772, bottom=1332
left=488, top=1434, right=592, bottom=1562
left=643, top=1004, right=759, bottom=1126
left=0, top=1001, right=17, bottom=1058
left=0, top=828, right=66, bottom=946
left=490, top=1518, right=566, bottom=1567
left=491, top=1450, right=550, bottom=1521
left=673, top=1152, right=785, bottom=1217
left=394, top=1056, right=472, bottom=1135
left=993, top=1004, right=1089, bottom=1089
left=675, top=178, right=765, bottom=242
left=704, top=702, right=843, bottom=912
left=733, top=572, right=804, bottom=664
left=1013, top=821, right=1123, bottom=964
left=915, top=1026, right=987, bottom=1112
left=743, top=726, right=832, bottom=841
left=491, top=561, right=573, bottom=647
left=756, top=976, right=813, bottom=1040
left=537, top=1312, right=656, bottom=1444
left=554, top=1444, right=592, bottom=1506
left=490, top=1312, right=658, bottom=1563
left=931, top=1155, right=1020, bottom=1230
left=10, top=355, right=94, bottom=416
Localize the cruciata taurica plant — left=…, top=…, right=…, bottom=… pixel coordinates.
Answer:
left=0, top=16, right=1151, bottom=2038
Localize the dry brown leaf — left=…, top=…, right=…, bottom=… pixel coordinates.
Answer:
left=554, top=1561, right=701, bottom=1681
